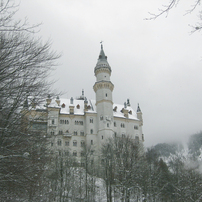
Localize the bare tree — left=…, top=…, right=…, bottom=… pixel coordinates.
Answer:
left=0, top=1, right=60, bottom=200
left=147, top=0, right=202, bottom=32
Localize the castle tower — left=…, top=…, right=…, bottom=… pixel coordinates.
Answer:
left=93, top=44, right=114, bottom=147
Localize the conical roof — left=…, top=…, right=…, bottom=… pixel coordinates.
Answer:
left=94, top=44, right=111, bottom=73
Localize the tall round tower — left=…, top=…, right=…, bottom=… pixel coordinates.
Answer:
left=93, top=44, right=114, bottom=146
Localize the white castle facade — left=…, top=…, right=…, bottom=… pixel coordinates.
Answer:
left=29, top=45, right=144, bottom=161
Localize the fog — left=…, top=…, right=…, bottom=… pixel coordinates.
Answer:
left=15, top=0, right=202, bottom=146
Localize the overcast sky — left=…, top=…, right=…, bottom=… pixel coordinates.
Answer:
left=15, top=0, right=202, bottom=147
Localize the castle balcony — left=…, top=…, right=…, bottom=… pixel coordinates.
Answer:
left=63, top=132, right=72, bottom=138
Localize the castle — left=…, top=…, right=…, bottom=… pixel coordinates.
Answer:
left=28, top=44, right=144, bottom=161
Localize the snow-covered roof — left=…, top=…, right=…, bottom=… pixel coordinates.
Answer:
left=46, top=97, right=138, bottom=120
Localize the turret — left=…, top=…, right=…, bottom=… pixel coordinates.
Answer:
left=137, top=103, right=143, bottom=126
left=93, top=44, right=114, bottom=145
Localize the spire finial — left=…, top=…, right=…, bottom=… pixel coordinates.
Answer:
left=100, top=40, right=103, bottom=49
left=137, top=103, right=141, bottom=112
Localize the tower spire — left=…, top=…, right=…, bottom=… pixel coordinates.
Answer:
left=100, top=40, right=103, bottom=49
left=94, top=43, right=111, bottom=73
left=137, top=103, right=141, bottom=112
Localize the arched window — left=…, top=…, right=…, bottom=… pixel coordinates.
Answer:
left=57, top=139, right=62, bottom=146
left=81, top=141, right=85, bottom=147
left=134, top=125, right=138, bottom=130
left=90, top=129, right=93, bottom=134
left=73, top=151, right=77, bottom=156
left=73, top=140, right=77, bottom=146
left=135, top=136, right=139, bottom=143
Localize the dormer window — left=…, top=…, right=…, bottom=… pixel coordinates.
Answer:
left=113, top=106, right=117, bottom=112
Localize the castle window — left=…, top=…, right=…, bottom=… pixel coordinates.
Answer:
left=114, top=132, right=117, bottom=137
left=135, top=136, right=139, bottom=143
left=114, top=122, right=116, bottom=127
left=102, top=136, right=104, bottom=140
left=122, top=134, right=125, bottom=138
left=107, top=123, right=109, bottom=127
left=65, top=151, right=69, bottom=156
left=51, top=131, right=55, bottom=136
left=81, top=152, right=84, bottom=157
left=73, top=141, right=77, bottom=146
left=90, top=129, right=93, bottom=134
left=91, top=150, right=94, bottom=155
left=65, top=141, right=69, bottom=146
left=91, top=140, right=93, bottom=145
left=59, top=130, right=63, bottom=135
left=106, top=93, right=107, bottom=97
left=100, top=116, right=103, bottom=121
left=80, top=131, right=84, bottom=136
left=81, top=141, right=85, bottom=147
left=52, top=119, right=55, bottom=125
left=90, top=118, right=93, bottom=123
left=73, top=151, right=77, bottom=156
left=121, top=123, right=125, bottom=128
left=134, top=125, right=138, bottom=130
left=51, top=142, right=53, bottom=146
left=74, top=131, right=77, bottom=136
left=59, top=151, right=61, bottom=156
left=57, top=139, right=62, bottom=146
left=80, top=121, right=83, bottom=125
